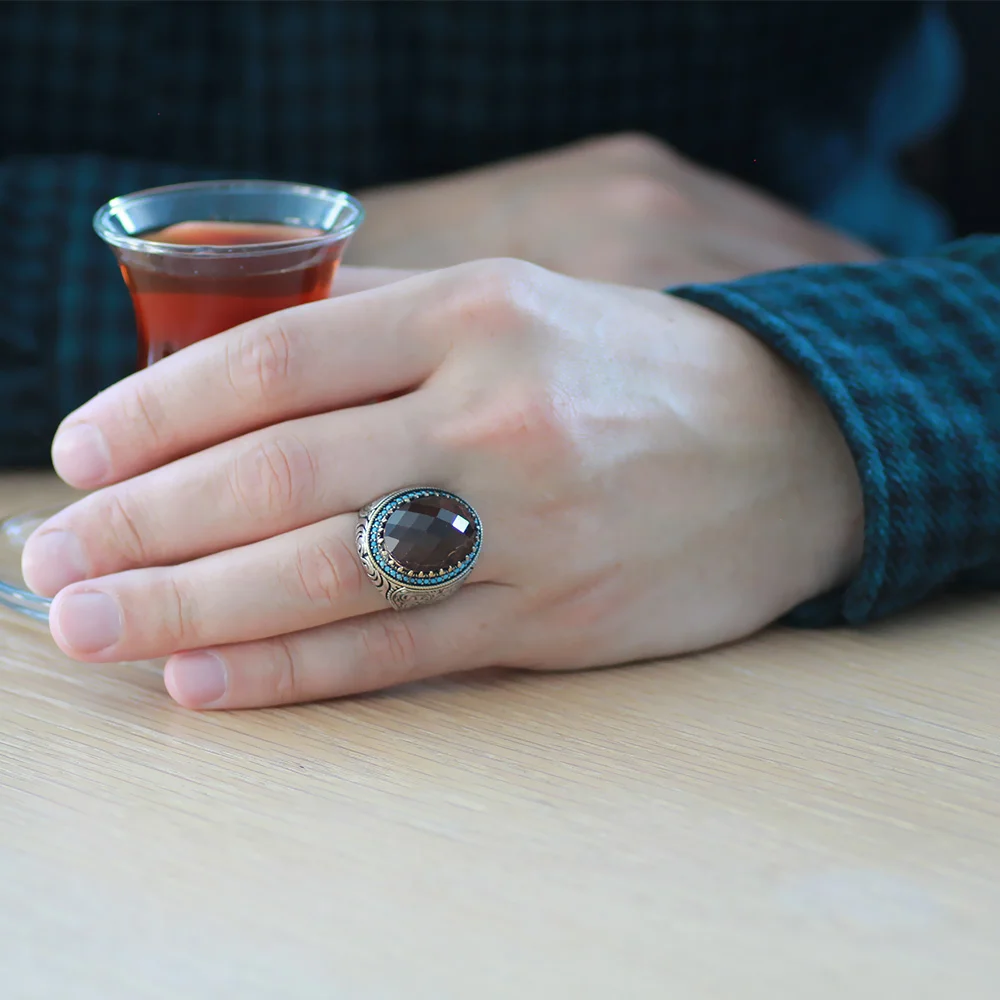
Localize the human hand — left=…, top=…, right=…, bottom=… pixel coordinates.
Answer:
left=349, top=133, right=880, bottom=287
left=23, top=260, right=863, bottom=709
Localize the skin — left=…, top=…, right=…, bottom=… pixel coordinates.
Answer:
left=348, top=133, right=881, bottom=287
left=22, top=260, right=865, bottom=710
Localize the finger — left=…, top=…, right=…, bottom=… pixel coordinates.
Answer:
left=24, top=392, right=441, bottom=595
left=163, top=582, right=514, bottom=709
left=47, top=513, right=375, bottom=662
left=51, top=268, right=450, bottom=489
left=46, top=505, right=498, bottom=664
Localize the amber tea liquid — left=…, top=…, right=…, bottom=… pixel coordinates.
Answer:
left=120, top=221, right=341, bottom=367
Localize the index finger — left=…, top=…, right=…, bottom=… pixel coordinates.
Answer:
left=51, top=268, right=445, bottom=490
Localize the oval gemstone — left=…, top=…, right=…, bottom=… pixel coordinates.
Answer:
left=381, top=494, right=478, bottom=574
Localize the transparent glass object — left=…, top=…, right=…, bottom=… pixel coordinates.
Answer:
left=0, top=180, right=363, bottom=625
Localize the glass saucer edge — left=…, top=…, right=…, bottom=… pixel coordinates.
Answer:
left=0, top=578, right=51, bottom=625
left=0, top=507, right=58, bottom=626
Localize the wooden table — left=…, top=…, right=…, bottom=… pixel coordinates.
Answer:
left=1, top=473, right=998, bottom=999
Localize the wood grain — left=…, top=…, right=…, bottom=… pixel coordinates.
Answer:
left=1, top=473, right=998, bottom=999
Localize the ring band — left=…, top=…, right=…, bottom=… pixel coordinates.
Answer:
left=356, top=488, right=483, bottom=610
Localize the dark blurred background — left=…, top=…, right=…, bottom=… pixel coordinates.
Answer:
left=907, top=2, right=1000, bottom=236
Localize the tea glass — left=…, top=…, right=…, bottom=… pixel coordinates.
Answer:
left=0, top=179, right=363, bottom=625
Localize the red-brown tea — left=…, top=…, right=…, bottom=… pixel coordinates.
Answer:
left=119, top=221, right=341, bottom=367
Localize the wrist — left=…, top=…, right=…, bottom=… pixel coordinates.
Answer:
left=663, top=293, right=865, bottom=610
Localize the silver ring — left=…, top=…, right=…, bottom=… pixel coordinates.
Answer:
left=356, top=488, right=483, bottom=610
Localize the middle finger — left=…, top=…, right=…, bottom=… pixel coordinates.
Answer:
left=23, top=392, right=441, bottom=597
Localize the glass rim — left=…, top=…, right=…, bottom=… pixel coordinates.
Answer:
left=92, top=178, right=365, bottom=258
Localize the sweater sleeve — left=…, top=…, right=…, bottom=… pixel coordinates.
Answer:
left=0, top=154, right=212, bottom=468
left=670, top=236, right=1000, bottom=626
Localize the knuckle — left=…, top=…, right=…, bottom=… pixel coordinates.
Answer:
left=289, top=533, right=365, bottom=610
left=434, top=377, right=576, bottom=478
left=437, top=258, right=547, bottom=337
left=120, top=379, right=167, bottom=447
left=264, top=635, right=300, bottom=704
left=357, top=614, right=420, bottom=681
left=102, top=491, right=151, bottom=566
left=605, top=173, right=686, bottom=219
left=227, top=434, right=318, bottom=521
left=479, top=382, right=564, bottom=452
left=148, top=572, right=199, bottom=651
left=236, top=635, right=301, bottom=705
left=598, top=130, right=675, bottom=168
left=226, top=315, right=296, bottom=403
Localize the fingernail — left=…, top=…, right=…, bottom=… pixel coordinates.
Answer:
left=53, top=591, right=122, bottom=654
left=166, top=653, right=228, bottom=708
left=52, top=423, right=111, bottom=487
left=21, top=529, right=90, bottom=596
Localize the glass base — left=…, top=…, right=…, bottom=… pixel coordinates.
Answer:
left=0, top=508, right=61, bottom=625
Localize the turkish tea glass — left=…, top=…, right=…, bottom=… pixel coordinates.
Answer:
left=0, top=179, right=364, bottom=625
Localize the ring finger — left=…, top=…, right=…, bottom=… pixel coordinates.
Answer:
left=47, top=502, right=496, bottom=664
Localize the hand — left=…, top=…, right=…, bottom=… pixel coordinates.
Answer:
left=23, top=260, right=863, bottom=709
left=349, top=133, right=881, bottom=287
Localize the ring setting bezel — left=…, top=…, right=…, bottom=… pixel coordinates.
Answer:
left=356, top=488, right=482, bottom=610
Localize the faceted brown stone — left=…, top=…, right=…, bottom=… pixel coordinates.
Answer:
left=382, top=494, right=477, bottom=573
